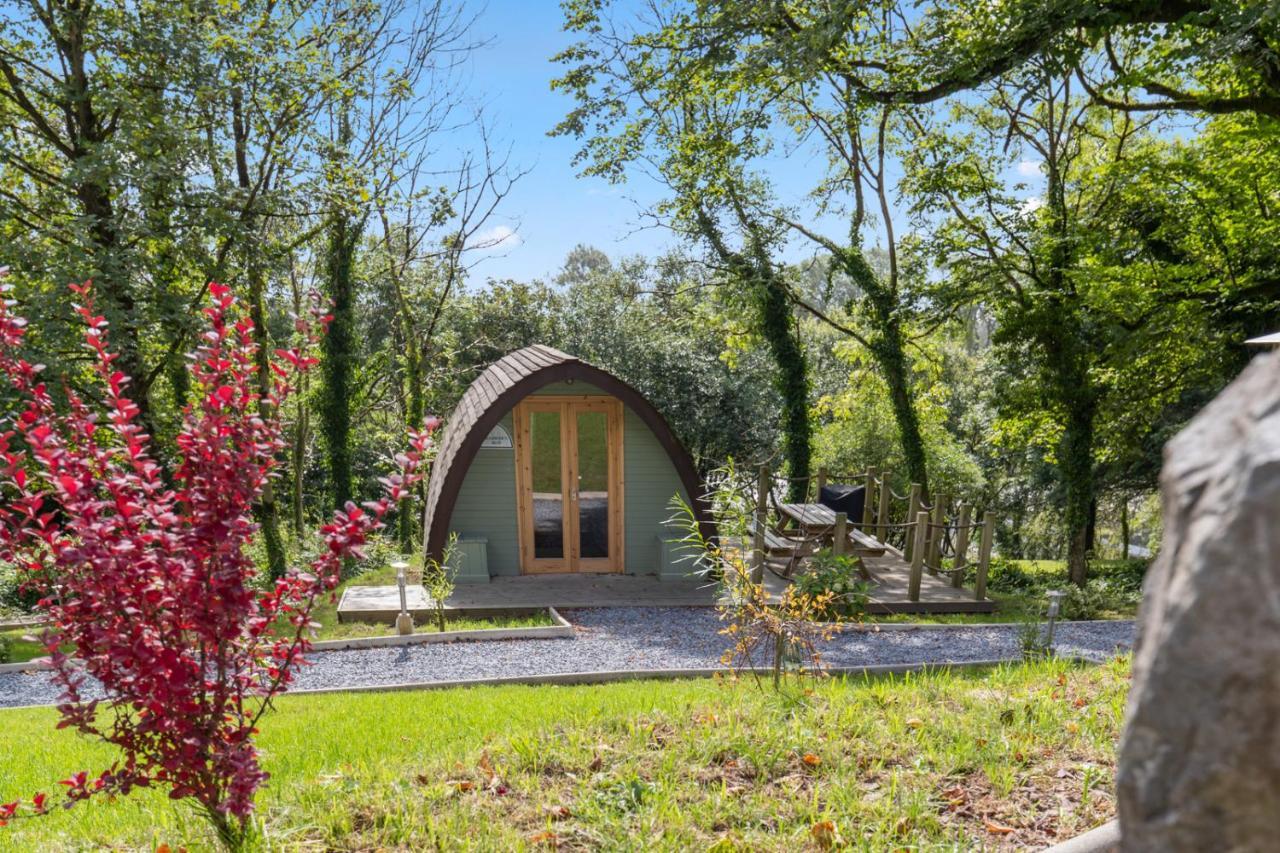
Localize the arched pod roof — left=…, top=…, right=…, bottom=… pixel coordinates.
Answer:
left=422, top=344, right=712, bottom=562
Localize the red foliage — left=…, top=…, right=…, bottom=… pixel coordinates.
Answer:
left=0, top=276, right=436, bottom=829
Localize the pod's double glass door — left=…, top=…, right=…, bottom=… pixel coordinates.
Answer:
left=515, top=397, right=623, bottom=573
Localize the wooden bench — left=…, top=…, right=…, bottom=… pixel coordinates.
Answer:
left=847, top=527, right=887, bottom=557
left=776, top=502, right=888, bottom=557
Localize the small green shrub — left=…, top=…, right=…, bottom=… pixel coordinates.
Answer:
left=982, top=558, right=1041, bottom=593
left=0, top=559, right=42, bottom=614
left=1016, top=615, right=1051, bottom=661
left=793, top=550, right=870, bottom=621
left=1063, top=577, right=1141, bottom=620
left=1091, top=559, right=1149, bottom=596
left=0, top=631, right=10, bottom=664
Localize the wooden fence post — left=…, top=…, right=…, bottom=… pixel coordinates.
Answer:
left=862, top=466, right=877, bottom=530
left=752, top=464, right=769, bottom=584
left=975, top=510, right=995, bottom=600
left=816, top=466, right=828, bottom=502
left=877, top=472, right=891, bottom=535
left=909, top=510, right=928, bottom=602
left=904, top=483, right=921, bottom=560
left=833, top=512, right=847, bottom=557
left=952, top=503, right=971, bottom=589
left=927, top=493, right=947, bottom=575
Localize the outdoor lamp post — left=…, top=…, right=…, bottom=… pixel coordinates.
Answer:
left=393, top=560, right=414, bottom=636
left=1045, top=589, right=1067, bottom=650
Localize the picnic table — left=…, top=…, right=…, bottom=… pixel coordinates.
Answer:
left=776, top=503, right=888, bottom=556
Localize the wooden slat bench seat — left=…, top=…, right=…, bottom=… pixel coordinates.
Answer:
left=776, top=502, right=888, bottom=556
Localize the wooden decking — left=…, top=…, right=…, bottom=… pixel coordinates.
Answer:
left=336, top=545, right=993, bottom=621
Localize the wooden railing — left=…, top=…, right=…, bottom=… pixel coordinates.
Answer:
left=751, top=464, right=996, bottom=602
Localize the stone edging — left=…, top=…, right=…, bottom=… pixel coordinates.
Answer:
left=843, top=619, right=1132, bottom=632
left=310, top=607, right=574, bottom=651
left=0, top=617, right=47, bottom=632
left=1041, top=819, right=1120, bottom=852
left=0, top=608, right=575, bottom=673
left=0, top=659, right=42, bottom=675
left=287, top=657, right=1024, bottom=699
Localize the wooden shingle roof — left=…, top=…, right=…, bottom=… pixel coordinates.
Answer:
left=421, top=344, right=711, bottom=563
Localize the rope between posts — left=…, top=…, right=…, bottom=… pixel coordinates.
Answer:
left=922, top=563, right=969, bottom=577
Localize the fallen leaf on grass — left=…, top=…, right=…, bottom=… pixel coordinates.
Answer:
left=984, top=819, right=1016, bottom=835
left=802, top=753, right=822, bottom=767
left=544, top=804, right=572, bottom=820
left=527, top=830, right=559, bottom=847
left=588, top=753, right=603, bottom=772
left=810, top=820, right=839, bottom=849
left=1065, top=721, right=1080, bottom=734
left=905, top=718, right=924, bottom=729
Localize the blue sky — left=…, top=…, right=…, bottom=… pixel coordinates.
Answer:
left=452, top=0, right=669, bottom=284
left=448, top=2, right=1048, bottom=287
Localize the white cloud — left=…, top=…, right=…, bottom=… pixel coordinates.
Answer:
left=468, top=224, right=523, bottom=253
left=1016, top=159, right=1043, bottom=177
left=1020, top=196, right=1043, bottom=215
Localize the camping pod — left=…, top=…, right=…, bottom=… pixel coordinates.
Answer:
left=421, top=345, right=712, bottom=581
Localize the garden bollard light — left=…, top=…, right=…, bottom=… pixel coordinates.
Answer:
left=393, top=560, right=414, bottom=636
left=1045, top=589, right=1067, bottom=651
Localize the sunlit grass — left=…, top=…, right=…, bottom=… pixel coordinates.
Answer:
left=0, top=656, right=1130, bottom=850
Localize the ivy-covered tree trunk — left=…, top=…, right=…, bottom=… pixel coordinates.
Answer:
left=248, top=262, right=288, bottom=579
left=841, top=250, right=930, bottom=497
left=1043, top=159, right=1097, bottom=588
left=231, top=85, right=287, bottom=579
left=321, top=110, right=359, bottom=509
left=1060, top=399, right=1096, bottom=587
left=754, top=267, right=811, bottom=501
left=694, top=207, right=811, bottom=499
left=322, top=210, right=358, bottom=509
left=397, top=325, right=424, bottom=551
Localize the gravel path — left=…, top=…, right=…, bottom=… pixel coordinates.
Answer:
left=0, top=609, right=1135, bottom=709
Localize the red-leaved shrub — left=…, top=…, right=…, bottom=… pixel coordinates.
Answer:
left=0, top=276, right=435, bottom=848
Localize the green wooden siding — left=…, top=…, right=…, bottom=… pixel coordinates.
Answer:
left=446, top=410, right=520, bottom=576
left=444, top=381, right=690, bottom=576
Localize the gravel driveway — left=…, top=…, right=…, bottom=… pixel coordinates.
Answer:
left=0, top=608, right=1135, bottom=709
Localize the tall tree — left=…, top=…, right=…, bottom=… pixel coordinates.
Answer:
left=702, top=1, right=1280, bottom=119
left=904, top=66, right=1279, bottom=584
left=0, top=1, right=203, bottom=441
left=555, top=2, right=939, bottom=492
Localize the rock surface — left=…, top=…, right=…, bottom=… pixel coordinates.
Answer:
left=1117, top=351, right=1280, bottom=850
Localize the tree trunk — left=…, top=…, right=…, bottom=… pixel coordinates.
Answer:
left=1120, top=495, right=1130, bottom=560
left=841, top=249, right=930, bottom=496
left=321, top=110, right=358, bottom=509
left=247, top=263, right=287, bottom=579
left=75, top=181, right=158, bottom=443
left=322, top=212, right=358, bottom=509
left=755, top=269, right=811, bottom=501
left=397, top=338, right=424, bottom=550
left=875, top=323, right=929, bottom=497
left=1060, top=390, right=1096, bottom=587
left=693, top=206, right=810, bottom=499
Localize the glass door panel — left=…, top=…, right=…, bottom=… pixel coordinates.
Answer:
left=575, top=409, right=610, bottom=560
left=529, top=408, right=564, bottom=559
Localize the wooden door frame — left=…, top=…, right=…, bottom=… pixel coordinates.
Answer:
left=513, top=395, right=625, bottom=574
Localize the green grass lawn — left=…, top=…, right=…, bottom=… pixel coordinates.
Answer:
left=0, top=628, right=45, bottom=664
left=0, top=657, right=1129, bottom=850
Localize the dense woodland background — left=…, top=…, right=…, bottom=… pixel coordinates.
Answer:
left=1, top=0, right=1277, bottom=590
